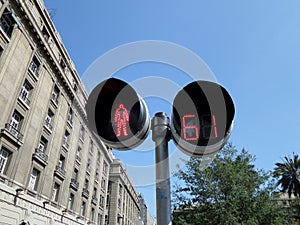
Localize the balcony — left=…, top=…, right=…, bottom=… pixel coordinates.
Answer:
left=62, top=142, right=69, bottom=151
left=70, top=178, right=79, bottom=191
left=44, top=120, right=53, bottom=131
left=92, top=196, right=98, bottom=205
left=82, top=188, right=89, bottom=199
left=18, top=94, right=30, bottom=108
left=86, top=166, right=91, bottom=175
left=1, top=123, right=23, bottom=146
left=67, top=118, right=73, bottom=129
left=50, top=96, right=58, bottom=108
left=54, top=166, right=66, bottom=180
left=32, top=148, right=48, bottom=167
left=75, top=155, right=81, bottom=164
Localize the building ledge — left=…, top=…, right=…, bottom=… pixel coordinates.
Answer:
left=0, top=124, right=23, bottom=147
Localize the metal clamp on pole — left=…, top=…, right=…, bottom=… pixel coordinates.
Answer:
left=151, top=112, right=172, bottom=225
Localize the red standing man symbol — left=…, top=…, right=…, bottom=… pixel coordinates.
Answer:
left=114, top=104, right=129, bottom=137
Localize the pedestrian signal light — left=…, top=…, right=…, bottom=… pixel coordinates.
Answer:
left=171, top=80, right=235, bottom=157
left=86, top=78, right=150, bottom=150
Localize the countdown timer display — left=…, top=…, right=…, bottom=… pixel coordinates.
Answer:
left=182, top=114, right=218, bottom=141
left=171, top=80, right=235, bottom=157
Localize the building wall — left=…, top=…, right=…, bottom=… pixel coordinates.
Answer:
left=107, top=159, right=140, bottom=225
left=138, top=194, right=147, bottom=225
left=146, top=210, right=156, bottom=225
left=0, top=0, right=113, bottom=224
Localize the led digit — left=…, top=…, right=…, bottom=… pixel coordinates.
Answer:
left=182, top=114, right=199, bottom=141
left=201, top=114, right=218, bottom=139
left=212, top=114, right=218, bottom=138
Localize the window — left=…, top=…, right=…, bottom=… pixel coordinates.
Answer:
left=0, top=9, right=15, bottom=38
left=118, top=198, right=121, bottom=209
left=0, top=45, right=3, bottom=58
left=10, top=111, right=21, bottom=130
left=73, top=168, right=78, bottom=181
left=51, top=85, right=59, bottom=104
left=8, top=110, right=23, bottom=138
left=99, top=195, right=105, bottom=208
left=103, top=161, right=108, bottom=175
left=28, top=168, right=40, bottom=191
left=68, top=193, right=75, bottom=210
left=58, top=155, right=65, bottom=169
left=91, top=208, right=96, bottom=222
left=81, top=201, right=86, bottom=216
left=84, top=178, right=89, bottom=190
left=67, top=108, right=73, bottom=125
left=62, top=131, right=69, bottom=148
left=45, top=109, right=54, bottom=130
left=99, top=195, right=104, bottom=208
left=93, top=187, right=97, bottom=198
left=51, top=182, right=60, bottom=202
left=119, top=185, right=122, bottom=197
left=87, top=158, right=91, bottom=172
left=28, top=55, right=41, bottom=76
left=106, top=194, right=109, bottom=207
left=97, top=213, right=103, bottom=225
left=37, top=136, right=48, bottom=152
left=89, top=140, right=94, bottom=154
left=97, top=151, right=101, bottom=163
left=19, top=80, right=32, bottom=106
left=76, top=146, right=82, bottom=162
left=0, top=148, right=10, bottom=174
left=79, top=125, right=85, bottom=141
left=101, top=178, right=106, bottom=190
left=95, top=170, right=100, bottom=182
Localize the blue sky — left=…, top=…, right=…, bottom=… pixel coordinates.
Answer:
left=45, top=0, right=300, bottom=218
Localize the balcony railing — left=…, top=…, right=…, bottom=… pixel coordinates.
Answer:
left=44, top=120, right=53, bottom=131
left=76, top=155, right=81, bottom=163
left=62, top=142, right=69, bottom=150
left=33, top=148, right=48, bottom=163
left=82, top=188, right=89, bottom=198
left=5, top=123, right=23, bottom=141
left=70, top=178, right=79, bottom=190
left=92, top=196, right=98, bottom=205
left=86, top=166, right=91, bottom=174
left=50, top=95, right=59, bottom=106
left=19, top=94, right=30, bottom=106
left=54, top=166, right=66, bottom=179
left=67, top=117, right=73, bottom=126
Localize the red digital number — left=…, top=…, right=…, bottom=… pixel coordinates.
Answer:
left=212, top=115, right=218, bottom=138
left=114, top=104, right=129, bottom=137
left=182, top=114, right=199, bottom=141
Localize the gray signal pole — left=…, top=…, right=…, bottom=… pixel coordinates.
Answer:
left=151, top=112, right=172, bottom=225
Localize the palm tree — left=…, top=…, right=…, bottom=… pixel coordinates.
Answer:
left=274, top=154, right=300, bottom=198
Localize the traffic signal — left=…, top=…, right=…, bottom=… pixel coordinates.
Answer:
left=170, top=80, right=235, bottom=157
left=86, top=78, right=150, bottom=150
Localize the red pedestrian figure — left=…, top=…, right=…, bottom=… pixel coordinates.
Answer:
left=114, top=104, right=129, bottom=137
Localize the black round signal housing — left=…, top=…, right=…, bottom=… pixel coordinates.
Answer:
left=86, top=78, right=150, bottom=150
left=171, top=80, right=235, bottom=157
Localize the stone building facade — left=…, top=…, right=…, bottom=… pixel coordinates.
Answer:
left=0, top=0, right=114, bottom=224
left=138, top=194, right=147, bottom=225
left=106, top=159, right=140, bottom=225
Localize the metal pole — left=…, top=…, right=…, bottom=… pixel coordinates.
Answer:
left=151, top=112, right=172, bottom=225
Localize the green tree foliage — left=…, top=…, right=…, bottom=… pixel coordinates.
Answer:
left=173, top=143, right=289, bottom=225
left=274, top=154, right=300, bottom=198
left=273, top=154, right=300, bottom=223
